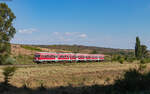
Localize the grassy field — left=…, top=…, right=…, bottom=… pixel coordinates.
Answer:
left=0, top=62, right=143, bottom=88
left=1, top=62, right=150, bottom=94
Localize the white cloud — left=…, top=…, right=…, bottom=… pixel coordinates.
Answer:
left=52, top=32, right=88, bottom=40
left=79, top=34, right=87, bottom=38
left=59, top=32, right=87, bottom=38
left=53, top=32, right=59, bottom=35
left=48, top=32, right=88, bottom=44
left=65, top=32, right=72, bottom=36
left=12, top=31, right=89, bottom=46
left=18, top=28, right=37, bottom=34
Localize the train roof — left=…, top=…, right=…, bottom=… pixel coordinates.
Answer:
left=35, top=52, right=104, bottom=56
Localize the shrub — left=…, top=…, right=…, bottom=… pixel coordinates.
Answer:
left=140, top=58, right=150, bottom=64
left=3, top=57, right=16, bottom=65
left=104, top=56, right=111, bottom=62
left=118, top=57, right=124, bottom=64
left=21, top=45, right=42, bottom=52
left=14, top=55, right=34, bottom=64
left=112, top=55, right=119, bottom=61
left=113, top=65, right=150, bottom=93
left=140, top=59, right=146, bottom=64
left=3, top=66, right=17, bottom=85
left=90, top=50, right=98, bottom=54
left=0, top=56, right=15, bottom=65
left=126, top=57, right=136, bottom=63
left=138, top=64, right=147, bottom=71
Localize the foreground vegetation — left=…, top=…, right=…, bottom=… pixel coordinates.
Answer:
left=0, top=62, right=125, bottom=88
left=0, top=62, right=150, bottom=94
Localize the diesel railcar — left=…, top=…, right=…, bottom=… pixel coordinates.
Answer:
left=34, top=52, right=104, bottom=63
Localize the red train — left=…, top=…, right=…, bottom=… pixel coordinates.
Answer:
left=34, top=52, right=105, bottom=63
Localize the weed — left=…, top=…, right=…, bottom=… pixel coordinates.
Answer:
left=3, top=66, right=17, bottom=85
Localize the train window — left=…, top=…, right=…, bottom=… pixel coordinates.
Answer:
left=59, top=55, right=64, bottom=58
left=42, top=55, right=47, bottom=58
left=71, top=56, right=76, bottom=58
left=45, top=55, right=50, bottom=58
left=78, top=56, right=84, bottom=58
left=40, top=55, right=44, bottom=58
left=65, top=55, right=68, bottom=58
left=50, top=55, right=55, bottom=58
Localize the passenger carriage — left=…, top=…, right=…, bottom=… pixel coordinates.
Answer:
left=34, top=52, right=104, bottom=64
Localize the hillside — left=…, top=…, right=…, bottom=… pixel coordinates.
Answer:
left=34, top=44, right=134, bottom=55
left=11, top=44, right=134, bottom=55
left=11, top=44, right=72, bottom=56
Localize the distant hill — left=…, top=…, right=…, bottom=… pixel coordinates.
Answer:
left=11, top=44, right=71, bottom=56
left=33, top=44, right=134, bottom=55
left=11, top=44, right=134, bottom=56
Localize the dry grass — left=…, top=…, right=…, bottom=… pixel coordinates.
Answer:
left=0, top=62, right=146, bottom=89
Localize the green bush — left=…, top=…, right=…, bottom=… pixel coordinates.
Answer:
left=113, top=66, right=150, bottom=93
left=4, top=57, right=16, bottom=65
left=126, top=57, right=136, bottom=63
left=112, top=55, right=119, bottom=61
left=21, top=45, right=42, bottom=52
left=140, top=58, right=150, bottom=64
left=14, top=55, right=34, bottom=64
left=90, top=50, right=98, bottom=54
left=141, top=59, right=146, bottom=64
left=3, top=66, right=17, bottom=84
left=119, top=57, right=124, bottom=64
left=104, top=56, right=111, bottom=62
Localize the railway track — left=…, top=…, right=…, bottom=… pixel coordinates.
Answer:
left=0, top=64, right=54, bottom=68
left=0, top=61, right=105, bottom=68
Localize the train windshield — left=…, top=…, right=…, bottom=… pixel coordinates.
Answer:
left=35, top=54, right=40, bottom=58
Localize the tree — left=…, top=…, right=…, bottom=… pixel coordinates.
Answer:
left=3, top=66, right=17, bottom=85
left=0, top=3, right=16, bottom=64
left=135, top=37, right=142, bottom=59
left=90, top=50, right=98, bottom=54
left=141, top=45, right=148, bottom=58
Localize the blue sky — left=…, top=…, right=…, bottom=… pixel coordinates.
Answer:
left=1, top=0, right=150, bottom=49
